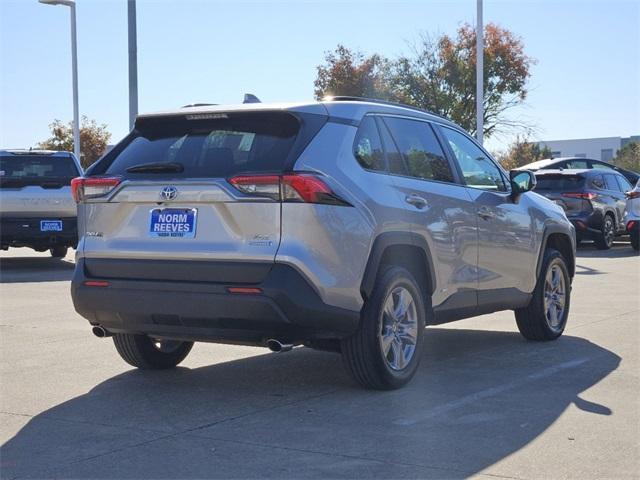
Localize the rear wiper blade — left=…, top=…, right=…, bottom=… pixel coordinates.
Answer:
left=126, top=162, right=184, bottom=173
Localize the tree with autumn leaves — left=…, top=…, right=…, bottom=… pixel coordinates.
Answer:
left=38, top=116, right=111, bottom=169
left=314, top=23, right=534, bottom=140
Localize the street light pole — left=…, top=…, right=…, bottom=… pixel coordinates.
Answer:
left=39, top=0, right=80, bottom=161
left=476, top=0, right=484, bottom=145
left=69, top=3, right=80, bottom=160
left=128, top=0, right=138, bottom=131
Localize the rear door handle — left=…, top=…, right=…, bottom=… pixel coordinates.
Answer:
left=478, top=207, right=496, bottom=220
left=405, top=194, right=428, bottom=209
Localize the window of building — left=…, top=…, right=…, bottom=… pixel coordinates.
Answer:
left=551, top=151, right=562, bottom=158
left=601, top=149, right=614, bottom=162
left=574, top=153, right=587, bottom=158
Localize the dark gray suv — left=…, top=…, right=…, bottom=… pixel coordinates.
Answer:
left=534, top=168, right=632, bottom=249
left=71, top=98, right=576, bottom=389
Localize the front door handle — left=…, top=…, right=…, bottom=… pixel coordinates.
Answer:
left=405, top=194, right=428, bottom=209
left=478, top=207, right=496, bottom=220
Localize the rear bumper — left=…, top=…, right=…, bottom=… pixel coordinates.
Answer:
left=0, top=216, right=77, bottom=249
left=568, top=211, right=604, bottom=238
left=71, top=258, right=360, bottom=345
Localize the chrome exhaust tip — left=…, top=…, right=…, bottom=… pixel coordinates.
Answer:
left=266, top=339, right=293, bottom=353
left=91, top=326, right=111, bottom=338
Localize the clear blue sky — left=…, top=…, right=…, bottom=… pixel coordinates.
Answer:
left=1, top=0, right=638, bottom=153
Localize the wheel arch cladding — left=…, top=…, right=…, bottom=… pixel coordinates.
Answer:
left=360, top=232, right=435, bottom=306
left=541, top=231, right=575, bottom=279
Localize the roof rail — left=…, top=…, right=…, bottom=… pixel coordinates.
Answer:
left=324, top=96, right=450, bottom=122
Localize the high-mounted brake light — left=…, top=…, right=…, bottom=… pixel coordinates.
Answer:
left=562, top=192, right=596, bottom=200
left=71, top=177, right=121, bottom=202
left=228, top=173, right=349, bottom=206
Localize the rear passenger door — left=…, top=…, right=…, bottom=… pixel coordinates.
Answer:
left=603, top=174, right=629, bottom=230
left=438, top=126, right=536, bottom=299
left=378, top=116, right=479, bottom=312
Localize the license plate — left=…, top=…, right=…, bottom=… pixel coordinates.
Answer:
left=40, top=220, right=62, bottom=232
left=149, top=208, right=197, bottom=238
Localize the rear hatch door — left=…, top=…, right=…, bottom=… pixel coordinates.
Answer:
left=0, top=153, right=79, bottom=218
left=79, top=110, right=323, bottom=283
left=534, top=172, right=590, bottom=215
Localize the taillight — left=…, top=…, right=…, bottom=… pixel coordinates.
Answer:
left=71, top=177, right=121, bottom=202
left=229, top=173, right=349, bottom=206
left=626, top=191, right=640, bottom=199
left=228, top=175, right=281, bottom=201
left=562, top=192, right=596, bottom=200
left=628, top=221, right=637, bottom=231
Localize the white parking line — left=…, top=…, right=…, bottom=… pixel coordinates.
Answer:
left=393, top=357, right=590, bottom=426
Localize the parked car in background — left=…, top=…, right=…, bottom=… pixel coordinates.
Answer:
left=533, top=168, right=632, bottom=249
left=0, top=149, right=81, bottom=257
left=70, top=97, right=576, bottom=390
left=521, top=157, right=639, bottom=184
left=624, top=180, right=640, bottom=251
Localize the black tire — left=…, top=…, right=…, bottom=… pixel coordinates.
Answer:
left=515, top=248, right=570, bottom=341
left=50, top=246, right=68, bottom=258
left=341, top=266, right=426, bottom=390
left=631, top=231, right=639, bottom=252
left=112, top=333, right=193, bottom=369
left=594, top=214, right=615, bottom=250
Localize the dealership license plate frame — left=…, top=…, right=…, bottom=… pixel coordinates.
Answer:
left=40, top=220, right=63, bottom=232
left=149, top=208, right=198, bottom=238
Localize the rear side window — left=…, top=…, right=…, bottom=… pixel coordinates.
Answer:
left=382, top=117, right=454, bottom=183
left=353, top=116, right=385, bottom=171
left=378, top=119, right=406, bottom=175
left=0, top=155, right=79, bottom=187
left=603, top=174, right=620, bottom=191
left=101, top=112, right=300, bottom=178
left=590, top=175, right=605, bottom=189
left=616, top=175, right=632, bottom=192
left=535, top=175, right=585, bottom=190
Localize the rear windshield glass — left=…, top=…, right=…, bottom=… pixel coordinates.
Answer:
left=0, top=155, right=79, bottom=187
left=535, top=175, right=585, bottom=191
left=101, top=112, right=300, bottom=178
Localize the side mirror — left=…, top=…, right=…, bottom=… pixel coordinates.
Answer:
left=510, top=170, right=536, bottom=197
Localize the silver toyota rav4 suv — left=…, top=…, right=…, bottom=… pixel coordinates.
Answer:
left=71, top=97, right=576, bottom=389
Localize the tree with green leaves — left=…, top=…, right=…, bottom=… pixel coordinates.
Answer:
left=314, top=23, right=534, bottom=139
left=496, top=136, right=551, bottom=171
left=613, top=141, right=640, bottom=173
left=38, top=116, right=111, bottom=169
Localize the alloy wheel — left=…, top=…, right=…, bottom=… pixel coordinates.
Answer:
left=543, top=263, right=566, bottom=331
left=378, top=286, right=419, bottom=371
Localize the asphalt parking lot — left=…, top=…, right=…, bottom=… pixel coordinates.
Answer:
left=1, top=243, right=638, bottom=479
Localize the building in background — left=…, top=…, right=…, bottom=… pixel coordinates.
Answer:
left=537, top=136, right=639, bottom=162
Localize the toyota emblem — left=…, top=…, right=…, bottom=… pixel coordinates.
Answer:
left=160, top=186, right=178, bottom=201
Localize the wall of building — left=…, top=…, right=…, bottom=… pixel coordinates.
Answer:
left=537, top=137, right=622, bottom=162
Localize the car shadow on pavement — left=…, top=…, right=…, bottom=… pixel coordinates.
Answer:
left=0, top=328, right=621, bottom=479
left=576, top=242, right=639, bottom=258
left=0, top=256, right=74, bottom=283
